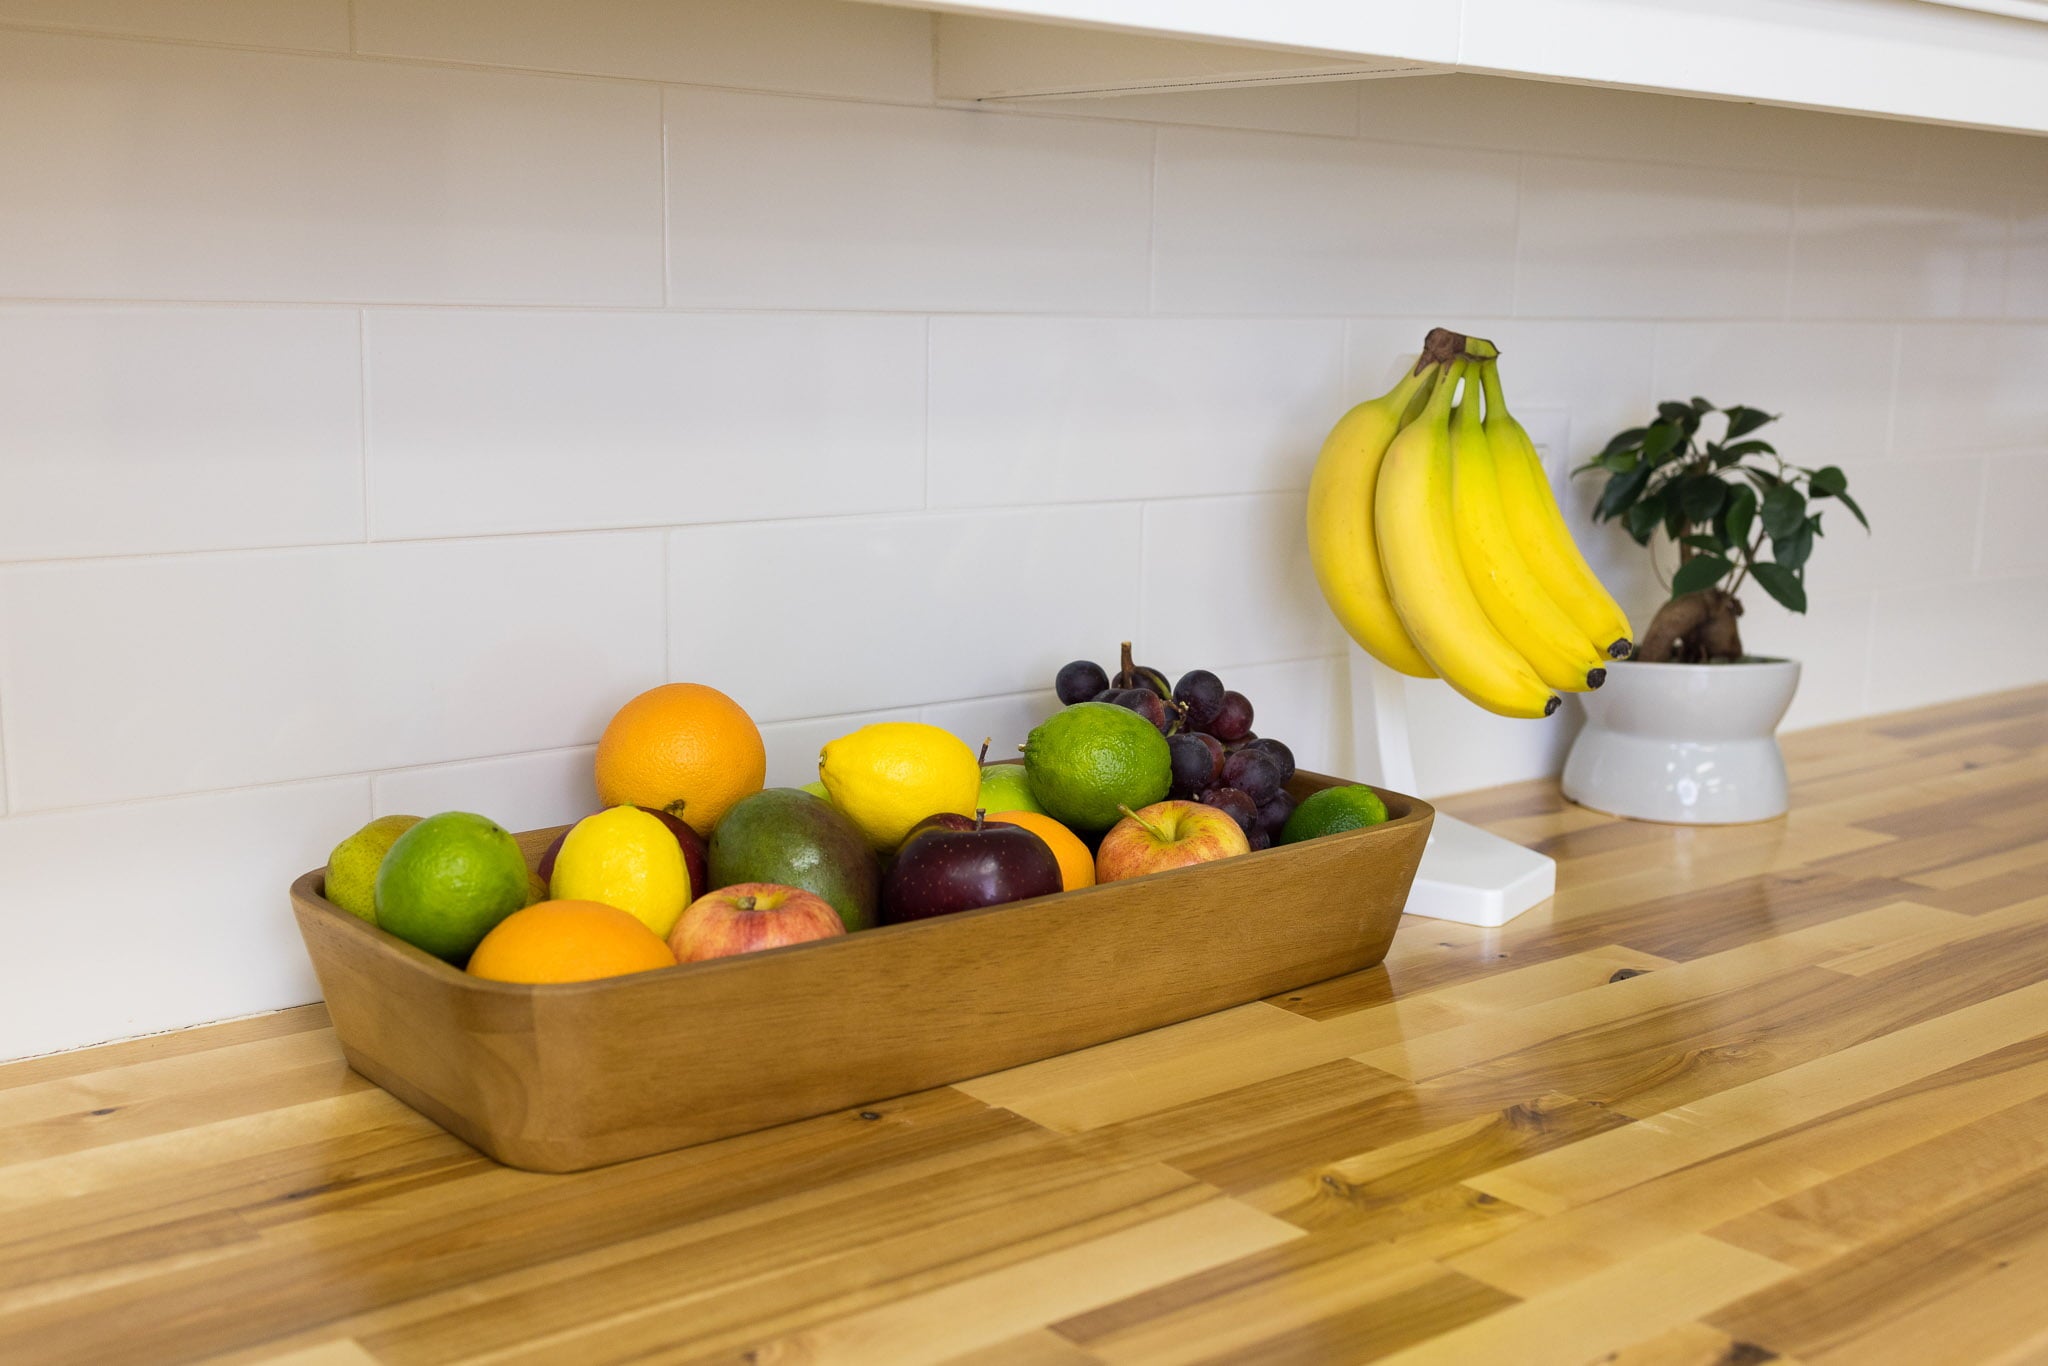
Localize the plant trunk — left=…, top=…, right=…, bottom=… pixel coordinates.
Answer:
left=1637, top=590, right=1745, bottom=663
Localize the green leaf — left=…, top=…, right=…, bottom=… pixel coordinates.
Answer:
left=1679, top=533, right=1726, bottom=553
left=1626, top=494, right=1666, bottom=544
left=1761, top=484, right=1806, bottom=541
left=1595, top=448, right=1640, bottom=473
left=1723, top=484, right=1757, bottom=547
left=1640, top=423, right=1684, bottom=464
left=1691, top=396, right=1715, bottom=412
left=1719, top=439, right=1777, bottom=461
left=1751, top=561, right=1807, bottom=613
left=1773, top=520, right=1815, bottom=571
left=1723, top=406, right=1776, bottom=440
left=1659, top=401, right=1698, bottom=424
left=1599, top=426, right=1648, bottom=457
left=1834, top=488, right=1870, bottom=531
left=1596, top=464, right=1651, bottom=521
left=1671, top=554, right=1734, bottom=597
left=1809, top=464, right=1848, bottom=497
left=1679, top=476, right=1728, bottom=523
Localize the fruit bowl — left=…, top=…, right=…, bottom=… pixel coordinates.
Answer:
left=290, top=770, right=1433, bottom=1172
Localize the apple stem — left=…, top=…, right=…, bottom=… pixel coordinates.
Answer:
left=663, top=799, right=688, bottom=820
left=1117, top=803, right=1170, bottom=842
left=1120, top=640, right=1134, bottom=685
left=735, top=894, right=756, bottom=912
left=978, top=737, right=991, bottom=765
left=973, top=808, right=986, bottom=831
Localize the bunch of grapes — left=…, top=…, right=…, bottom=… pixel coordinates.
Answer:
left=1053, top=646, right=1298, bottom=851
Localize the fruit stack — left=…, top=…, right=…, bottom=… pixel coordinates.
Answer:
left=1308, top=328, right=1634, bottom=717
left=322, top=654, right=1393, bottom=987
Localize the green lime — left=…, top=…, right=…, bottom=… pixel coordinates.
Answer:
left=1023, top=702, right=1171, bottom=834
left=799, top=779, right=831, bottom=802
left=977, top=763, right=1043, bottom=816
left=324, top=814, right=423, bottom=923
left=375, top=812, right=530, bottom=961
left=1281, top=785, right=1389, bottom=844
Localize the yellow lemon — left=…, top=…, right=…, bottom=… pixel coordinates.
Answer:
left=549, top=806, right=692, bottom=938
left=818, top=722, right=981, bottom=851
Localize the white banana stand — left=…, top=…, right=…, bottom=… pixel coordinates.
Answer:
left=1348, top=646, right=1555, bottom=926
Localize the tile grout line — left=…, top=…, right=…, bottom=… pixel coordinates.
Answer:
left=659, top=84, right=673, bottom=309
left=356, top=309, right=372, bottom=541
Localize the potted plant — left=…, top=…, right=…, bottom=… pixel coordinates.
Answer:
left=1560, top=399, right=1868, bottom=823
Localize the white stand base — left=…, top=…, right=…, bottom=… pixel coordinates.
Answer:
left=1405, top=813, right=1557, bottom=927
left=1347, top=646, right=1555, bottom=927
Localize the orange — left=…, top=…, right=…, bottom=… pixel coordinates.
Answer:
left=593, top=682, right=766, bottom=837
left=988, top=809, right=1096, bottom=892
left=466, top=900, right=676, bottom=984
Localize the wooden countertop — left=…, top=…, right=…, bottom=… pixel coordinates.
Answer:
left=4, top=685, right=2046, bottom=1366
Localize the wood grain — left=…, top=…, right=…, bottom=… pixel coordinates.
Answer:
left=0, top=683, right=2043, bottom=1364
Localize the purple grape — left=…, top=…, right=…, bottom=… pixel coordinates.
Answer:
left=1112, top=689, right=1172, bottom=735
left=1173, top=670, right=1226, bottom=732
left=1199, top=786, right=1259, bottom=836
left=1257, top=789, right=1296, bottom=835
left=1247, top=737, right=1295, bottom=784
left=1056, top=659, right=1109, bottom=706
left=1246, top=826, right=1272, bottom=852
left=1211, top=691, right=1254, bottom=743
left=1221, top=749, right=1281, bottom=803
left=1168, top=732, right=1222, bottom=796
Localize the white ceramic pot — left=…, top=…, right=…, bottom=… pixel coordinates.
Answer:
left=1561, top=658, right=1802, bottom=824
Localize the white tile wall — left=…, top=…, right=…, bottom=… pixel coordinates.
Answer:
left=0, top=307, right=364, bottom=559
left=0, top=534, right=665, bottom=810
left=1516, top=157, right=1797, bottom=319
left=1, top=0, right=2043, bottom=1058
left=365, top=310, right=927, bottom=538
left=0, top=30, right=664, bottom=304
left=1151, top=128, right=1519, bottom=316
left=927, top=317, right=1345, bottom=506
left=665, top=89, right=1153, bottom=312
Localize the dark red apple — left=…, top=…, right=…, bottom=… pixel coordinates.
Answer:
left=883, top=812, right=1062, bottom=923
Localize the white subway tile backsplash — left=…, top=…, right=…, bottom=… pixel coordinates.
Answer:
left=665, top=89, right=1152, bottom=313
left=668, top=507, right=1143, bottom=725
left=1151, top=128, right=1519, bottom=316
left=2012, top=191, right=2048, bottom=320
left=356, top=0, right=933, bottom=103
left=365, top=310, right=925, bottom=538
left=1052, top=81, right=1360, bottom=139
left=0, top=534, right=665, bottom=811
left=372, top=746, right=600, bottom=834
left=1890, top=323, right=2048, bottom=455
left=1218, top=656, right=1341, bottom=778
left=1139, top=493, right=1338, bottom=671
left=1738, top=590, right=1874, bottom=732
left=1515, top=157, right=1796, bottom=319
left=0, top=31, right=663, bottom=304
left=1650, top=322, right=1897, bottom=463
left=1812, top=457, right=1979, bottom=594
left=1979, top=452, right=2048, bottom=577
left=0, top=307, right=363, bottom=560
left=1791, top=177, right=2008, bottom=320
left=927, top=317, right=1345, bottom=507
left=1867, top=573, right=2048, bottom=714
left=1407, top=675, right=1580, bottom=800
left=0, top=0, right=347, bottom=49
left=0, top=777, right=368, bottom=1059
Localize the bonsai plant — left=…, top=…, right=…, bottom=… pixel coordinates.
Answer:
left=1559, top=399, right=1869, bottom=825
left=1575, top=398, right=1866, bottom=662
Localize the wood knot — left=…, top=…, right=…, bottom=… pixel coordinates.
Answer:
left=1609, top=968, right=1650, bottom=982
left=857, top=1111, right=882, bottom=1122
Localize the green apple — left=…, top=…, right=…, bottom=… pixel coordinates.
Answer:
left=976, top=763, right=1043, bottom=816
left=800, top=779, right=831, bottom=802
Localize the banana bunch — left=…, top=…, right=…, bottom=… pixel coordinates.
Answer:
left=1306, top=331, right=1633, bottom=720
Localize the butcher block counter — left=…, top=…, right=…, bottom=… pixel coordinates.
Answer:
left=4, top=685, right=2046, bottom=1366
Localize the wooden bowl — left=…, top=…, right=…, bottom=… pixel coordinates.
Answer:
left=290, top=771, right=1432, bottom=1172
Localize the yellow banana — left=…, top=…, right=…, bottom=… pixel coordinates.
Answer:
left=1479, top=360, right=1635, bottom=660
left=1305, top=361, right=1438, bottom=679
left=1376, top=360, right=1559, bottom=720
left=1449, top=375, right=1609, bottom=693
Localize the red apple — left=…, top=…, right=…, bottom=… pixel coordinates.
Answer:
left=667, top=882, right=845, bottom=963
left=1095, top=800, right=1250, bottom=884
